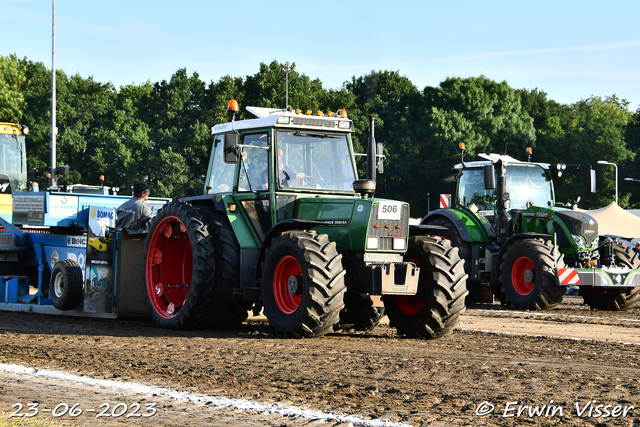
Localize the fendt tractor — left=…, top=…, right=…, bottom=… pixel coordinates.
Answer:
left=422, top=145, right=640, bottom=311
left=141, top=101, right=468, bottom=338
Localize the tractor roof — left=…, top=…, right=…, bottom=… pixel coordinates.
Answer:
left=211, top=106, right=353, bottom=135
left=454, top=153, right=550, bottom=170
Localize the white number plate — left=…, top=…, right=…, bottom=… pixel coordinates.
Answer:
left=377, top=201, right=403, bottom=220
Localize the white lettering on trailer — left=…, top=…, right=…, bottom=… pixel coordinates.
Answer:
left=66, top=236, right=87, bottom=247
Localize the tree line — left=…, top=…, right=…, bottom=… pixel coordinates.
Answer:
left=2, top=54, right=640, bottom=216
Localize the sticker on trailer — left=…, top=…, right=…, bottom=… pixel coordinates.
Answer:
left=66, top=235, right=87, bottom=247
left=440, top=194, right=451, bottom=209
left=377, top=201, right=403, bottom=220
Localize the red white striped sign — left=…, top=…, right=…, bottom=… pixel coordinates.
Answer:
left=440, top=194, right=451, bottom=209
left=558, top=268, right=581, bottom=285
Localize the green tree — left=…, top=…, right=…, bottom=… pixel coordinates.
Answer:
left=0, top=54, right=26, bottom=121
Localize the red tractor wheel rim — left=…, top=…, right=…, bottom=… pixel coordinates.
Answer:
left=146, top=215, right=193, bottom=319
left=273, top=255, right=303, bottom=314
left=396, top=258, right=426, bottom=316
left=511, top=256, right=535, bottom=295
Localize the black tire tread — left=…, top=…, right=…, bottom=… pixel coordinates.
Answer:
left=50, top=259, right=83, bottom=311
left=383, top=236, right=468, bottom=339
left=261, top=230, right=346, bottom=338
left=499, top=238, right=565, bottom=310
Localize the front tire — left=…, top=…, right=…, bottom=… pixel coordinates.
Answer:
left=499, top=238, right=565, bottom=310
left=580, top=242, right=640, bottom=310
left=261, top=230, right=346, bottom=338
left=383, top=236, right=468, bottom=339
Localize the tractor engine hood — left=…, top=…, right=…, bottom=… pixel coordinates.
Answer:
left=555, top=210, right=598, bottom=247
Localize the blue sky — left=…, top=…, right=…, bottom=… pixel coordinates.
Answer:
left=2, top=0, right=640, bottom=110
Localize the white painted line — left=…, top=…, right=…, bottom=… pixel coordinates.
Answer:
left=0, top=363, right=413, bottom=427
left=470, top=308, right=640, bottom=323
left=460, top=328, right=640, bottom=346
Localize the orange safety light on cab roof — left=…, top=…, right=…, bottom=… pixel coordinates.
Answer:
left=227, top=99, right=239, bottom=113
left=305, top=110, right=312, bottom=115
left=459, top=142, right=465, bottom=149
left=526, top=147, right=532, bottom=153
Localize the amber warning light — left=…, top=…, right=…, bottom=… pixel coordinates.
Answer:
left=227, top=99, right=239, bottom=114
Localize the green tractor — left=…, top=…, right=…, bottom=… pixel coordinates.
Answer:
left=142, top=101, right=468, bottom=338
left=422, top=147, right=640, bottom=311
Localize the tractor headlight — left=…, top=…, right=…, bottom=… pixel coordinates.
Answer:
left=393, top=238, right=405, bottom=250
left=572, top=234, right=586, bottom=249
left=367, top=238, right=379, bottom=250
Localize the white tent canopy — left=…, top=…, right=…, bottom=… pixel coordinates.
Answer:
left=583, top=203, right=640, bottom=241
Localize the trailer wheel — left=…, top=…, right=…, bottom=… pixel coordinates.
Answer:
left=580, top=241, right=640, bottom=310
left=499, top=238, right=565, bottom=310
left=338, top=293, right=385, bottom=332
left=143, top=202, right=215, bottom=330
left=383, top=236, right=468, bottom=339
left=261, top=230, right=346, bottom=338
left=50, top=259, right=83, bottom=311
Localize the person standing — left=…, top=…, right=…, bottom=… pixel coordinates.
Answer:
left=116, top=181, right=154, bottom=229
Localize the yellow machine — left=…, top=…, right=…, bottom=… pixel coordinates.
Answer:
left=0, top=122, right=28, bottom=222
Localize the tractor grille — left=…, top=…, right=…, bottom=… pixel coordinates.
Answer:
left=367, top=202, right=409, bottom=251
left=556, top=210, right=598, bottom=247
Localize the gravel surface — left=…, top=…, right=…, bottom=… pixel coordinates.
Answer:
left=1, top=297, right=640, bottom=426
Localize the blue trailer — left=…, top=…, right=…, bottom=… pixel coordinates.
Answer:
left=0, top=189, right=169, bottom=318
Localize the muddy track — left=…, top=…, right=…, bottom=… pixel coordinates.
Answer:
left=1, top=297, right=640, bottom=426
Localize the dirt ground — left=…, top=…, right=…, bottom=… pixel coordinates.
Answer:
left=1, top=296, right=640, bottom=426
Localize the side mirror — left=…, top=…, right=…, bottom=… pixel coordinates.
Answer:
left=376, top=142, right=384, bottom=173
left=483, top=164, right=495, bottom=190
left=224, top=133, right=239, bottom=164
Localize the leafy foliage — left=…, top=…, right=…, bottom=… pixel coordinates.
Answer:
left=1, top=56, right=639, bottom=213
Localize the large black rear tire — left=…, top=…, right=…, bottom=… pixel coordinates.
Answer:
left=261, top=230, right=346, bottom=338
left=202, top=212, right=253, bottom=327
left=499, top=238, right=565, bottom=310
left=580, top=242, right=640, bottom=310
left=383, top=236, right=468, bottom=339
left=423, top=217, right=484, bottom=304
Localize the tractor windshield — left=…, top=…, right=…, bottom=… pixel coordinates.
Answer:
left=0, top=133, right=27, bottom=191
left=275, top=130, right=356, bottom=192
left=458, top=163, right=553, bottom=215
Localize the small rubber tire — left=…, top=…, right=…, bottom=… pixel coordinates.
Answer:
left=50, top=259, right=83, bottom=311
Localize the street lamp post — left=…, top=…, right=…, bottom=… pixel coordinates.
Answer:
left=281, top=62, right=291, bottom=108
left=598, top=160, right=618, bottom=205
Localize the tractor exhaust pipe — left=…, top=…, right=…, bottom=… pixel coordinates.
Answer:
left=366, top=108, right=376, bottom=183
